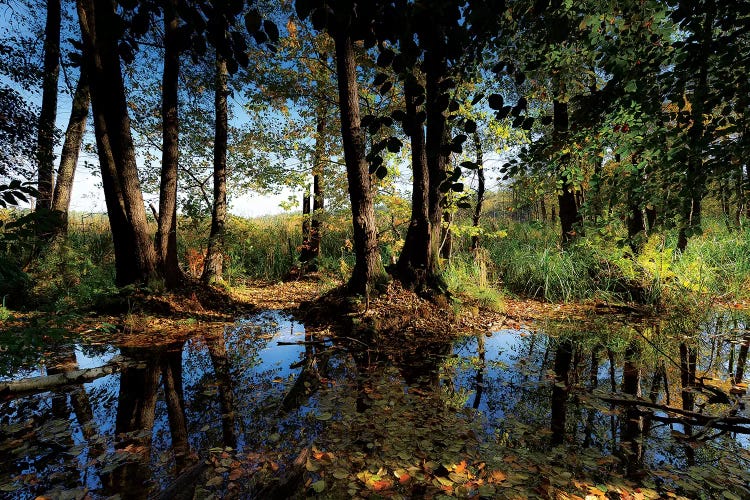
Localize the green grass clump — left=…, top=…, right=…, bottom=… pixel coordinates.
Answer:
left=443, top=250, right=505, bottom=312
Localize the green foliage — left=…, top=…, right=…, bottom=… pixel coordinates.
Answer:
left=29, top=237, right=117, bottom=311
left=443, top=250, right=505, bottom=312
left=484, top=217, right=750, bottom=306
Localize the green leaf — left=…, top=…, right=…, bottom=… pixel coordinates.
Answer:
left=312, top=480, right=326, bottom=493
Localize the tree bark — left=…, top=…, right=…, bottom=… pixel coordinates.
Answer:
left=310, top=102, right=328, bottom=262
left=677, top=2, right=714, bottom=252
left=425, top=43, right=450, bottom=267
left=157, top=0, right=183, bottom=289
left=36, top=0, right=61, bottom=211
left=77, top=0, right=158, bottom=286
left=51, top=68, right=89, bottom=235
left=396, top=76, right=432, bottom=288
left=300, top=188, right=312, bottom=262
left=471, top=132, right=485, bottom=252
left=333, top=30, right=382, bottom=294
left=554, top=99, right=581, bottom=246
left=440, top=209, right=452, bottom=260
left=202, top=52, right=228, bottom=284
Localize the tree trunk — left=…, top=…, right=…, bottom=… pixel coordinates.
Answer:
left=471, top=132, right=485, bottom=252
left=554, top=100, right=581, bottom=245
left=396, top=76, right=432, bottom=288
left=77, top=0, right=158, bottom=286
left=677, top=2, right=714, bottom=252
left=426, top=56, right=450, bottom=267
left=645, top=205, right=657, bottom=232
left=300, top=188, right=312, bottom=262
left=51, top=68, right=89, bottom=236
left=36, top=0, right=61, bottom=211
left=202, top=53, right=228, bottom=284
left=157, top=0, right=183, bottom=289
left=440, top=209, right=452, bottom=260
left=310, top=102, right=328, bottom=262
left=333, top=30, right=382, bottom=294
left=627, top=202, right=645, bottom=252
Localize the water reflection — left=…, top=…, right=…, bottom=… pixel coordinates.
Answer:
left=0, top=310, right=748, bottom=498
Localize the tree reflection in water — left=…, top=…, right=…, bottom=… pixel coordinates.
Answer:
left=1, top=311, right=749, bottom=498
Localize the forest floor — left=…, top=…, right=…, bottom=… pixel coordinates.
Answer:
left=4, top=272, right=746, bottom=352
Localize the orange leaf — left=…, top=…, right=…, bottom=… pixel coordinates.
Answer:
left=489, top=470, right=507, bottom=483
left=229, top=468, right=243, bottom=481
left=372, top=479, right=393, bottom=491
left=454, top=460, right=467, bottom=474
left=398, top=473, right=411, bottom=485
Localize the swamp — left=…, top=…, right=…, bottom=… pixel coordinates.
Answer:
left=2, top=0, right=750, bottom=498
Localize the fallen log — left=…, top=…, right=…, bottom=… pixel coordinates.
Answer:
left=595, top=394, right=750, bottom=426
left=0, top=356, right=138, bottom=398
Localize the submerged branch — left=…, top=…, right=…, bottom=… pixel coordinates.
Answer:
left=595, top=394, right=750, bottom=431
left=0, top=356, right=139, bottom=398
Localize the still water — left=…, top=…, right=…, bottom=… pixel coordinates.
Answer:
left=1, top=311, right=749, bottom=498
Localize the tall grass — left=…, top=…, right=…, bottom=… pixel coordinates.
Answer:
left=443, top=249, right=505, bottom=311
left=480, top=217, right=750, bottom=305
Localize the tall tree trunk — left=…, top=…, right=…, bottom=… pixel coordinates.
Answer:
left=396, top=77, right=432, bottom=288
left=310, top=102, right=328, bottom=262
left=157, top=0, right=183, bottom=289
left=51, top=68, right=89, bottom=236
left=645, top=205, right=657, bottom=232
left=589, top=156, right=603, bottom=223
left=333, top=30, right=382, bottom=294
left=735, top=165, right=745, bottom=227
left=300, top=188, right=312, bottom=261
left=77, top=0, right=158, bottom=286
left=202, top=53, right=228, bottom=284
left=426, top=60, right=450, bottom=266
left=36, top=0, right=61, bottom=211
left=554, top=100, right=580, bottom=245
left=471, top=132, right=485, bottom=252
left=440, top=209, right=452, bottom=260
left=676, top=2, right=714, bottom=252
left=627, top=202, right=645, bottom=252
